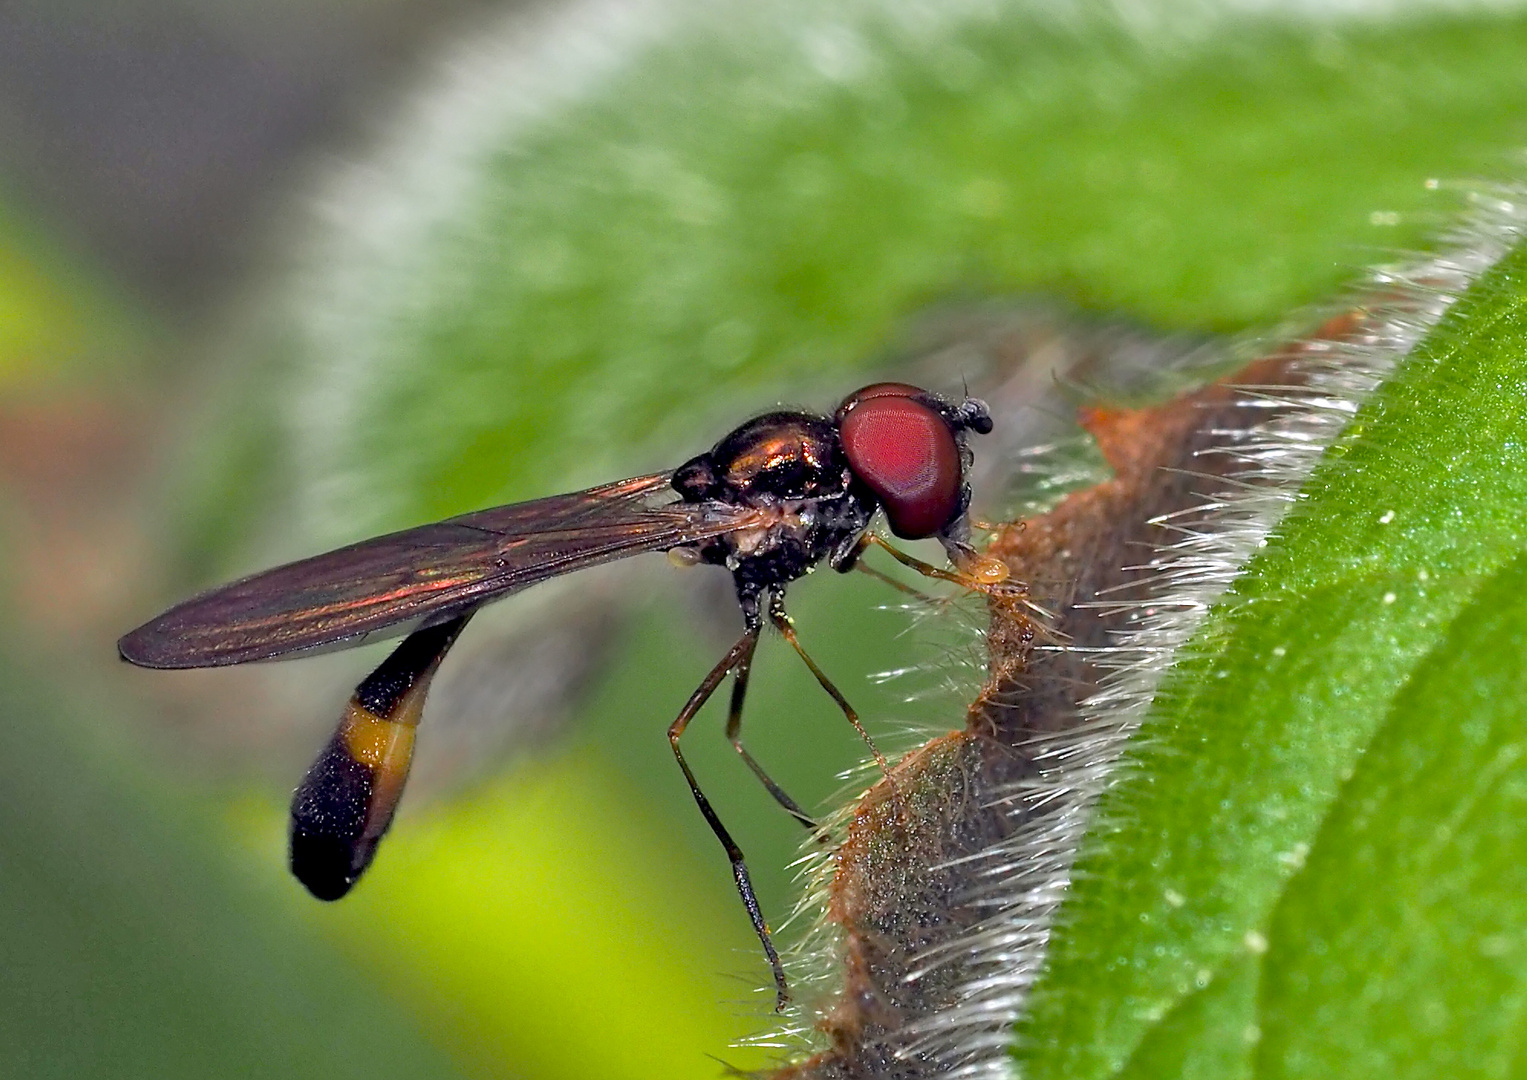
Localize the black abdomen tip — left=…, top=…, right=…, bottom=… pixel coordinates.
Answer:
left=288, top=727, right=379, bottom=901
left=290, top=827, right=362, bottom=901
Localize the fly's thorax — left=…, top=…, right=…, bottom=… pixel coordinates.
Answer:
left=680, top=490, right=872, bottom=599
left=672, top=410, right=849, bottom=505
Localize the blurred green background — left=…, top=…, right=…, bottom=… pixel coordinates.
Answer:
left=5, top=1, right=1527, bottom=1077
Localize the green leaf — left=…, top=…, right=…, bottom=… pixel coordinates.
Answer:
left=192, top=3, right=1527, bottom=566
left=1261, top=549, right=1527, bottom=1076
left=1018, top=235, right=1527, bottom=1076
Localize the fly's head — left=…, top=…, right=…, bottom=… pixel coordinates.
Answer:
left=833, top=383, right=992, bottom=547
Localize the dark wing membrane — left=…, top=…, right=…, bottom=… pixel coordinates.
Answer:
left=119, top=474, right=760, bottom=669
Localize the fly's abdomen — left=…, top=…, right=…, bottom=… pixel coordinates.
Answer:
left=289, top=614, right=470, bottom=899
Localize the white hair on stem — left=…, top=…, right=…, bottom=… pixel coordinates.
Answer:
left=753, top=181, right=1527, bottom=1077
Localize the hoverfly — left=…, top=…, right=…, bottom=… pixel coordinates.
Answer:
left=119, top=381, right=1006, bottom=1008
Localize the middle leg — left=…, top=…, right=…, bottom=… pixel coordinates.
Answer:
left=667, top=614, right=789, bottom=1010
left=766, top=590, right=893, bottom=785
left=723, top=631, right=822, bottom=834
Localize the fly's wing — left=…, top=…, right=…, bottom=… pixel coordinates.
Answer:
left=119, top=474, right=759, bottom=668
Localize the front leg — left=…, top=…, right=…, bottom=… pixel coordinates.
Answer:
left=828, top=528, right=872, bottom=573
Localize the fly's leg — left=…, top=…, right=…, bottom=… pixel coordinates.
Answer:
left=852, top=560, right=939, bottom=604
left=723, top=629, right=823, bottom=836
left=835, top=531, right=941, bottom=603
left=860, top=532, right=1010, bottom=590
left=767, top=592, right=893, bottom=788
left=668, top=608, right=790, bottom=1010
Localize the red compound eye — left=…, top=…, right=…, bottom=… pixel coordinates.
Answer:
left=839, top=394, right=961, bottom=539
left=833, top=381, right=925, bottom=425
